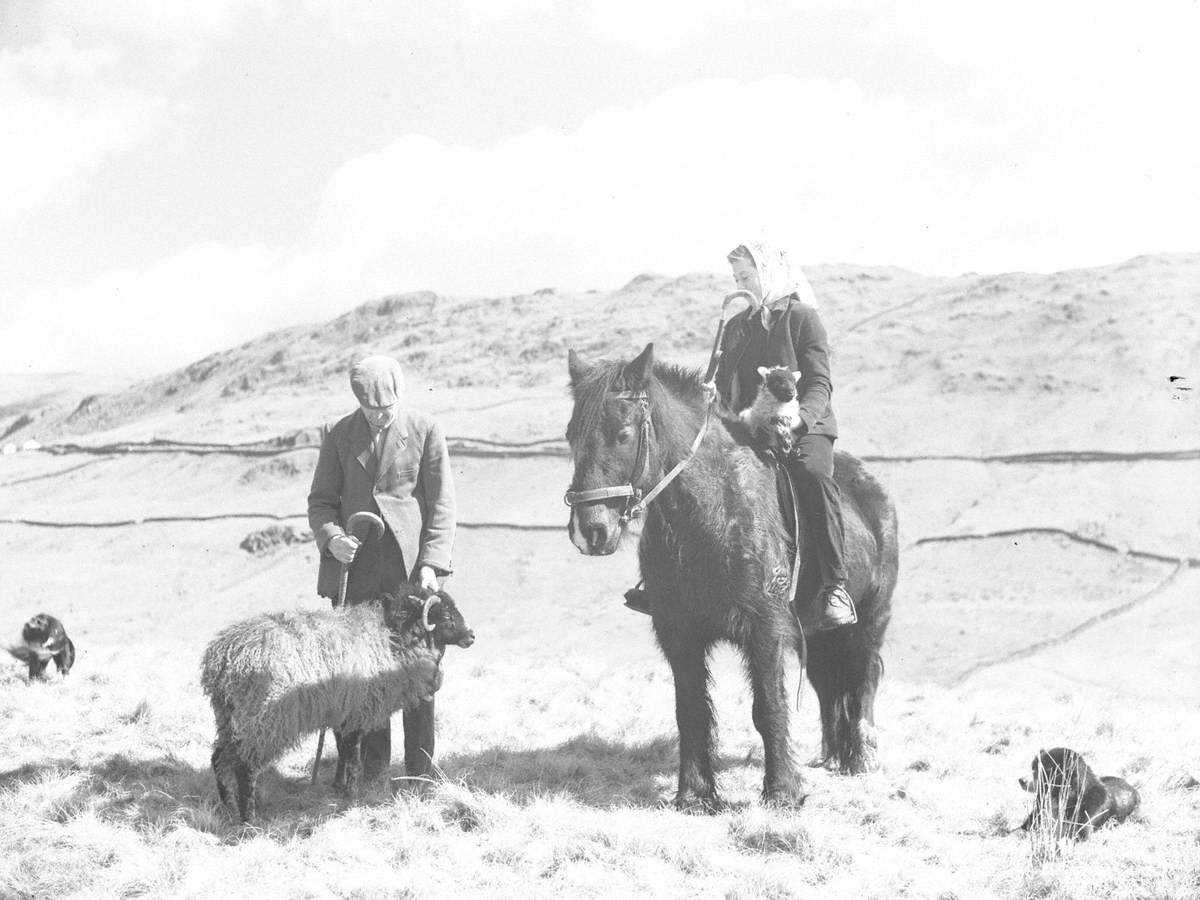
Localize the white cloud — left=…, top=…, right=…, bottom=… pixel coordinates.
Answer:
left=577, top=0, right=802, bottom=54
left=0, top=35, right=160, bottom=230
left=2, top=244, right=283, bottom=376
left=311, top=77, right=912, bottom=295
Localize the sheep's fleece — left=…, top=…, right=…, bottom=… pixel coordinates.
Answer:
left=200, top=602, right=442, bottom=766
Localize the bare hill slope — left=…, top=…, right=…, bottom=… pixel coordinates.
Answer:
left=7, top=252, right=1195, bottom=452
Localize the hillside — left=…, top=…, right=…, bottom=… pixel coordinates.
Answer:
left=6, top=253, right=1195, bottom=453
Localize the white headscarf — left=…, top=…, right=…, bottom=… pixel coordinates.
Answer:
left=731, top=242, right=819, bottom=309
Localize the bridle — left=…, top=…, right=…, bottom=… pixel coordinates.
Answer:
left=563, top=387, right=698, bottom=526
left=563, top=290, right=754, bottom=527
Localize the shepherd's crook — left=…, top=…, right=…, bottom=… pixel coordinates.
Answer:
left=704, top=289, right=755, bottom=383
left=311, top=511, right=385, bottom=786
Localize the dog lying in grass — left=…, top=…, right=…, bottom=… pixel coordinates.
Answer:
left=7, top=613, right=76, bottom=678
left=1019, top=747, right=1139, bottom=840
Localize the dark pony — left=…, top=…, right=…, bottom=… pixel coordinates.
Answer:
left=566, top=343, right=898, bottom=810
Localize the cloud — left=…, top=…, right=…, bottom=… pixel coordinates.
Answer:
left=311, top=77, right=911, bottom=296
left=0, top=35, right=161, bottom=230
left=2, top=243, right=283, bottom=376
left=576, top=0, right=803, bottom=54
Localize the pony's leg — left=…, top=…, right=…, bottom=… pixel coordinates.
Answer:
left=854, top=651, right=884, bottom=774
left=807, top=631, right=881, bottom=774
left=804, top=635, right=839, bottom=768
left=657, top=622, right=721, bottom=812
left=747, top=628, right=807, bottom=808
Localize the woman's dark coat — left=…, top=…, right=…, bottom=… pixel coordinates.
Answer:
left=713, top=295, right=837, bottom=439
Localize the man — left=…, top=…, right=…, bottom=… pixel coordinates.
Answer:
left=308, top=354, right=456, bottom=782
left=716, top=242, right=856, bottom=630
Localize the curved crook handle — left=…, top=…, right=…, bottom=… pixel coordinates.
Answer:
left=703, top=289, right=757, bottom=384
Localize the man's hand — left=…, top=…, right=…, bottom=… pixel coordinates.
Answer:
left=329, top=534, right=361, bottom=564
left=417, top=565, right=440, bottom=592
left=700, top=381, right=718, bottom=406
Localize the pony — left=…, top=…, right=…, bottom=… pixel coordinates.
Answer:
left=565, top=343, right=898, bottom=810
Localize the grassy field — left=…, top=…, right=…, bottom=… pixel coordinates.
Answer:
left=2, top=449, right=1198, bottom=899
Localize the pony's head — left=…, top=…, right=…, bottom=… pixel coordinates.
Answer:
left=564, top=343, right=658, bottom=555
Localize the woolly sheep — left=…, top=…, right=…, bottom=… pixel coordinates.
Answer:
left=201, top=585, right=474, bottom=823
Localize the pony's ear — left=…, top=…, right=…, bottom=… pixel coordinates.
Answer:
left=625, top=343, right=654, bottom=388
left=567, top=349, right=591, bottom=385
left=792, top=370, right=803, bottom=383
left=756, top=366, right=770, bottom=378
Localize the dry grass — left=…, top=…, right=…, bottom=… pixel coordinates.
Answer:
left=1, top=628, right=1197, bottom=899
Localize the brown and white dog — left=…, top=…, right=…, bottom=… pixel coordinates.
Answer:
left=8, top=613, right=76, bottom=678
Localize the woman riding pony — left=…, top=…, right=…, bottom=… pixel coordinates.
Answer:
left=625, top=242, right=855, bottom=630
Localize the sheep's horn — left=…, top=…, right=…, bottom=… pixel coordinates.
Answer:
left=421, top=595, right=436, bottom=632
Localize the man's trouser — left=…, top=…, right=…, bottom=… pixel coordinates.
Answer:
left=336, top=525, right=436, bottom=780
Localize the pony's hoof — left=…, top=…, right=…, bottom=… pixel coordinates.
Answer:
left=806, top=755, right=837, bottom=771
left=845, top=754, right=880, bottom=775
left=762, top=783, right=808, bottom=810
left=674, top=792, right=725, bottom=815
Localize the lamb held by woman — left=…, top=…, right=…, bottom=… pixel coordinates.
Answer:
left=201, top=584, right=474, bottom=823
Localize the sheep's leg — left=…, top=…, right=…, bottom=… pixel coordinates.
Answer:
left=211, top=744, right=231, bottom=808
left=333, top=729, right=348, bottom=789
left=402, top=698, right=434, bottom=780
left=342, top=730, right=364, bottom=803
left=233, top=756, right=256, bottom=824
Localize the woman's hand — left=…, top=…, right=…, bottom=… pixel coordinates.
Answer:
left=417, top=565, right=440, bottom=592
left=329, top=534, right=360, bottom=564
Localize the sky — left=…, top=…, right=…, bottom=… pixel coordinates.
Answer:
left=2, top=0, right=1198, bottom=377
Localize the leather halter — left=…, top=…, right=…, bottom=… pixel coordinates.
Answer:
left=564, top=290, right=748, bottom=528
left=564, top=387, right=712, bottom=525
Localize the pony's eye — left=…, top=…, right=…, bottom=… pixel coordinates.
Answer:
left=616, top=427, right=634, bottom=443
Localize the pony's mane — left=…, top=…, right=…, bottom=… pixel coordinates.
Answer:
left=567, top=357, right=704, bottom=448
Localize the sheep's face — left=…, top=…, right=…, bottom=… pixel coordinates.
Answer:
left=385, top=586, right=475, bottom=649
left=423, top=594, right=475, bottom=649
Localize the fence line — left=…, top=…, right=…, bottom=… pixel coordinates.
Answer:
left=26, top=440, right=1199, bottom=463
left=914, top=526, right=1200, bottom=568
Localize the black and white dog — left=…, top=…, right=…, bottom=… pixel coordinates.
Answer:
left=8, top=613, right=76, bottom=678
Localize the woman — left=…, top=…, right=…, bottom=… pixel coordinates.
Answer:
left=716, top=242, right=855, bottom=629
left=626, top=244, right=855, bottom=630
